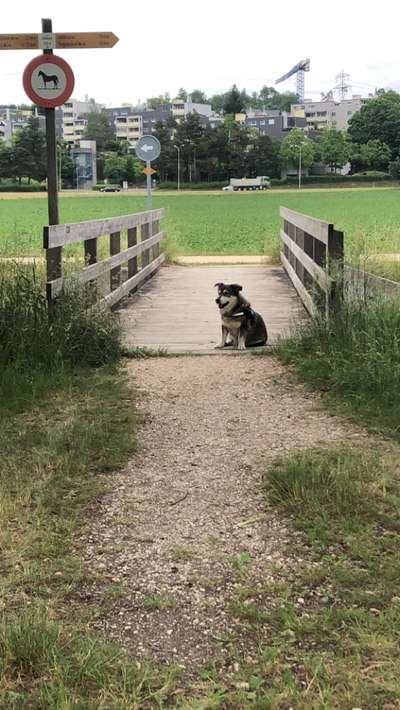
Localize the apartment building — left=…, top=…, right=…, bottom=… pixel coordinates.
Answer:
left=239, top=110, right=307, bottom=138
left=291, top=96, right=370, bottom=131
left=62, top=98, right=104, bottom=145
left=171, top=98, right=212, bottom=123
left=0, top=106, right=53, bottom=142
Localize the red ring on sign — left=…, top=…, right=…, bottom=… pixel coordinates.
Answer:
left=23, top=54, right=75, bottom=108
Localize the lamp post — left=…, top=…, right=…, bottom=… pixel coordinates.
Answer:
left=174, top=144, right=180, bottom=191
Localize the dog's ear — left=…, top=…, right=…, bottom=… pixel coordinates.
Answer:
left=214, top=282, right=225, bottom=291
left=231, top=284, right=243, bottom=293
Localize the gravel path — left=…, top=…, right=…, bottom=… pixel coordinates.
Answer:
left=81, top=355, right=364, bottom=676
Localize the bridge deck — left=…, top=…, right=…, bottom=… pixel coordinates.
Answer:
left=120, top=264, right=303, bottom=354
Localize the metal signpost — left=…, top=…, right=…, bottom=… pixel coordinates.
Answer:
left=135, top=135, right=161, bottom=211
left=0, top=19, right=119, bottom=307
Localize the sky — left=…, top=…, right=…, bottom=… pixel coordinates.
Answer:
left=1, top=0, right=400, bottom=106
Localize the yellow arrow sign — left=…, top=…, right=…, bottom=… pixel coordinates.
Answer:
left=143, top=167, right=156, bottom=176
left=0, top=31, right=119, bottom=50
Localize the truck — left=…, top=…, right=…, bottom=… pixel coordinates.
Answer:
left=228, top=175, right=271, bottom=191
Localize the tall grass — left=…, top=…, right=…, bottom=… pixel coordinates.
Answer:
left=276, top=284, right=400, bottom=435
left=0, top=263, right=121, bottom=404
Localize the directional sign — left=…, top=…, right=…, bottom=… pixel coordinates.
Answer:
left=0, top=31, right=119, bottom=50
left=143, top=166, right=156, bottom=175
left=55, top=32, right=119, bottom=49
left=23, top=54, right=75, bottom=108
left=0, top=34, right=38, bottom=50
left=135, top=135, right=161, bottom=162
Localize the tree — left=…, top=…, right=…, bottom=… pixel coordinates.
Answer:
left=58, top=140, right=74, bottom=184
left=320, top=128, right=351, bottom=172
left=177, top=88, right=187, bottom=100
left=280, top=129, right=315, bottom=177
left=223, top=85, right=244, bottom=115
left=360, top=139, right=391, bottom=171
left=348, top=92, right=400, bottom=159
left=13, top=117, right=46, bottom=183
left=82, top=110, right=116, bottom=152
left=104, top=154, right=127, bottom=184
left=245, top=133, right=281, bottom=178
left=190, top=89, right=208, bottom=104
left=147, top=93, right=170, bottom=109
left=0, top=142, right=16, bottom=180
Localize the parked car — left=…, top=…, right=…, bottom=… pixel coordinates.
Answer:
left=222, top=185, right=233, bottom=191
left=100, top=185, right=121, bottom=192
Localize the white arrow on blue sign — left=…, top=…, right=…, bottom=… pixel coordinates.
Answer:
left=135, top=135, right=161, bottom=162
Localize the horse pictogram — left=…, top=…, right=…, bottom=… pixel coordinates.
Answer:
left=38, top=70, right=59, bottom=89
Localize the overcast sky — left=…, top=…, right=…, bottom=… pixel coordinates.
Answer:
left=1, top=0, right=400, bottom=106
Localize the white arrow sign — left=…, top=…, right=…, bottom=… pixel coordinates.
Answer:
left=141, top=144, right=154, bottom=152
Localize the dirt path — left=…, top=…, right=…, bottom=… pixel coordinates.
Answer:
left=82, top=355, right=364, bottom=677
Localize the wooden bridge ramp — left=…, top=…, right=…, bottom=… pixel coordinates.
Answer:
left=119, top=264, right=303, bottom=354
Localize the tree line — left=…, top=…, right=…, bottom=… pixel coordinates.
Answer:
left=1, top=89, right=400, bottom=185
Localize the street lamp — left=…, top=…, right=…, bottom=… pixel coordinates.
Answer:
left=174, top=144, right=181, bottom=191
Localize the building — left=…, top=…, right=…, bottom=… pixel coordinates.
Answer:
left=62, top=98, right=104, bottom=145
left=291, top=96, right=370, bottom=131
left=171, top=98, right=212, bottom=123
left=0, top=105, right=52, bottom=142
left=236, top=110, right=307, bottom=138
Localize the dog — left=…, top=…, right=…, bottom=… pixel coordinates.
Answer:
left=214, top=282, right=268, bottom=350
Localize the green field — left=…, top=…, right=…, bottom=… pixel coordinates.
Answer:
left=1, top=188, right=400, bottom=268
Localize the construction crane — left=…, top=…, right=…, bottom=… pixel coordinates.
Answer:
left=275, top=58, right=310, bottom=102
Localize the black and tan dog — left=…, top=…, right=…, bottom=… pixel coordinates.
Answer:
left=214, top=282, right=268, bottom=350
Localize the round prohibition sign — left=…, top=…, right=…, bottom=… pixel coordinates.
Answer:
left=23, top=54, right=75, bottom=108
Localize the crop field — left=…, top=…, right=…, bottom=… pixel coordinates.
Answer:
left=1, top=188, right=400, bottom=274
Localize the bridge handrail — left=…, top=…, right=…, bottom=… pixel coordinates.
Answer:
left=280, top=206, right=344, bottom=316
left=44, top=208, right=166, bottom=309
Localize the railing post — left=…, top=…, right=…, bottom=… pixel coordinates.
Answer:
left=127, top=226, right=138, bottom=292
left=327, top=226, right=344, bottom=313
left=110, top=231, right=121, bottom=292
left=141, top=221, right=150, bottom=268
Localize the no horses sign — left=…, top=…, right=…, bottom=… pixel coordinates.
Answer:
left=23, top=54, right=74, bottom=108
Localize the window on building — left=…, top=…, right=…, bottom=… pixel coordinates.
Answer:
left=332, top=112, right=336, bottom=116
left=268, top=119, right=275, bottom=125
left=347, top=111, right=352, bottom=115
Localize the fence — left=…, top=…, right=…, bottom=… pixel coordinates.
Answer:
left=280, top=206, right=344, bottom=316
left=44, top=208, right=165, bottom=309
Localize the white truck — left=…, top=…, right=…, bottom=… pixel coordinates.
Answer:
left=228, top=176, right=271, bottom=191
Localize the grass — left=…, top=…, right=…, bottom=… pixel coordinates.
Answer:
left=1, top=188, right=400, bottom=274
left=251, top=444, right=400, bottom=709
left=275, top=288, right=400, bottom=436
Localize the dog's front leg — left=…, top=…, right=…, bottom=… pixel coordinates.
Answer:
left=237, top=328, right=246, bottom=350
left=215, top=325, right=229, bottom=349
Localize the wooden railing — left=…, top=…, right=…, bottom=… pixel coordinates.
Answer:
left=44, top=208, right=165, bottom=309
left=280, top=206, right=344, bottom=316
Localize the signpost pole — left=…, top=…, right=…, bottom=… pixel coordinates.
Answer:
left=146, top=160, right=152, bottom=211
left=42, top=17, right=61, bottom=309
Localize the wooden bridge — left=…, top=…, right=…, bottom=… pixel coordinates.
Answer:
left=43, top=206, right=346, bottom=353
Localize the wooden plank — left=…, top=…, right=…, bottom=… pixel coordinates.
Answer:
left=110, top=231, right=121, bottom=292
left=280, top=206, right=332, bottom=245
left=44, top=208, right=165, bottom=248
left=46, top=231, right=164, bottom=299
left=281, top=251, right=317, bottom=316
left=281, top=230, right=332, bottom=292
left=99, top=254, right=165, bottom=310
